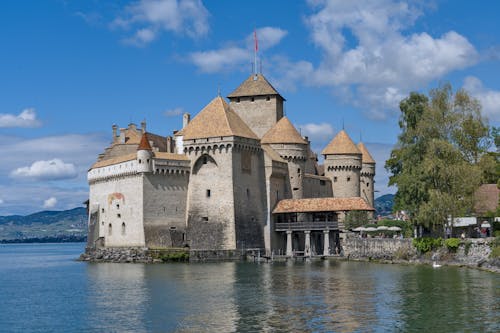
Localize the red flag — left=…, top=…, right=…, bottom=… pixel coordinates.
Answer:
left=254, top=29, right=258, bottom=52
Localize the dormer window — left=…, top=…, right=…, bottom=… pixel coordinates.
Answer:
left=266, top=96, right=270, bottom=101
left=251, top=97, right=255, bottom=102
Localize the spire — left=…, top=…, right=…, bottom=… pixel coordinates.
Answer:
left=322, top=130, right=361, bottom=155
left=357, top=142, right=376, bottom=164
left=137, top=133, right=152, bottom=151
left=261, top=116, right=307, bottom=144
left=181, top=96, right=258, bottom=140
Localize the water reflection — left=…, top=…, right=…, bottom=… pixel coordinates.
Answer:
left=81, top=260, right=500, bottom=332
left=86, top=263, right=148, bottom=332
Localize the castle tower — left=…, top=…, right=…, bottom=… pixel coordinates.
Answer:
left=137, top=133, right=153, bottom=173
left=182, top=96, right=267, bottom=250
left=227, top=74, right=285, bottom=138
left=322, top=130, right=362, bottom=198
left=357, top=142, right=376, bottom=207
left=261, top=116, right=308, bottom=199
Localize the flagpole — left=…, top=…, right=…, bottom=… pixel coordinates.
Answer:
left=254, top=29, right=258, bottom=76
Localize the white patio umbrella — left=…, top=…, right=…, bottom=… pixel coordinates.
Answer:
left=377, top=226, right=389, bottom=230
left=353, top=227, right=366, bottom=232
left=365, top=227, right=377, bottom=232
left=388, top=226, right=402, bottom=231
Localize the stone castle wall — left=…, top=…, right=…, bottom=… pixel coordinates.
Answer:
left=230, top=95, right=283, bottom=138
left=185, top=142, right=236, bottom=250
left=324, top=154, right=362, bottom=198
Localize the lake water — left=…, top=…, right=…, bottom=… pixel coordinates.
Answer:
left=0, top=243, right=498, bottom=333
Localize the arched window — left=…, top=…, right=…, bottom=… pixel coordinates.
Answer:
left=121, top=222, right=126, bottom=235
left=108, top=223, right=112, bottom=236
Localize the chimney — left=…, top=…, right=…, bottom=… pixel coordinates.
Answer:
left=183, top=113, right=191, bottom=129
left=141, top=120, right=146, bottom=133
left=112, top=124, right=118, bottom=143
left=166, top=136, right=172, bottom=153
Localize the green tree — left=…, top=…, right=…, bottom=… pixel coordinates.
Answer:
left=386, top=84, right=493, bottom=235
left=344, top=211, right=370, bottom=230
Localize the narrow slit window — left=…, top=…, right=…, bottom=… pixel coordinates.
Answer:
left=206, top=189, right=211, bottom=197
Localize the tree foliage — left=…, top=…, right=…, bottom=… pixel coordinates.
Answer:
left=344, top=211, right=370, bottom=230
left=386, top=84, right=495, bottom=234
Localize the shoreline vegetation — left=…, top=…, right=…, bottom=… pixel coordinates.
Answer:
left=0, top=235, right=86, bottom=244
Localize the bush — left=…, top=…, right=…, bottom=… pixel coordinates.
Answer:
left=444, top=238, right=460, bottom=252
left=413, top=237, right=443, bottom=253
left=464, top=241, right=472, bottom=255
left=491, top=246, right=500, bottom=258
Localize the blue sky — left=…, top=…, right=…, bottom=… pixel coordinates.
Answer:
left=1, top=0, right=499, bottom=215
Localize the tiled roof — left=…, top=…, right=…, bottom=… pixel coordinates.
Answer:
left=261, top=145, right=286, bottom=163
left=90, top=153, right=137, bottom=169
left=182, top=96, right=259, bottom=140
left=154, top=152, right=189, bottom=161
left=227, top=74, right=283, bottom=99
left=357, top=142, right=376, bottom=164
left=138, top=133, right=152, bottom=151
left=273, top=197, right=374, bottom=214
left=322, top=130, right=361, bottom=155
left=261, top=116, right=307, bottom=144
left=474, top=184, right=499, bottom=215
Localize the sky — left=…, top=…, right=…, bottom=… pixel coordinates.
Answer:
left=1, top=0, right=499, bottom=215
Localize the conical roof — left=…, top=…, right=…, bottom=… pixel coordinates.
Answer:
left=137, top=133, right=152, bottom=151
left=321, top=130, right=361, bottom=155
left=357, top=142, right=376, bottom=164
left=261, top=117, right=307, bottom=144
left=227, top=74, right=284, bottom=99
left=182, top=96, right=259, bottom=140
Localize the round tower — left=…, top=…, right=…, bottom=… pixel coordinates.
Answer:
left=357, top=142, right=376, bottom=207
left=261, top=117, right=308, bottom=199
left=322, top=130, right=362, bottom=198
left=137, top=133, right=153, bottom=173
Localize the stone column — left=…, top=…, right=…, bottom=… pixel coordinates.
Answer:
left=286, top=230, right=293, bottom=257
left=323, top=230, right=330, bottom=256
left=304, top=230, right=311, bottom=257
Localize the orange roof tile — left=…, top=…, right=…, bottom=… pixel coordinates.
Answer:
left=90, top=153, right=137, bottom=169
left=182, top=96, right=258, bottom=140
left=322, top=130, right=361, bottom=155
left=154, top=152, right=189, bottom=161
left=474, top=184, right=499, bottom=215
left=357, top=142, right=376, bottom=164
left=138, top=133, right=152, bottom=151
left=227, top=74, right=283, bottom=99
left=261, top=116, right=307, bottom=144
left=273, top=197, right=374, bottom=214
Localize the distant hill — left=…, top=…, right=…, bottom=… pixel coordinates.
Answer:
left=0, top=207, right=87, bottom=242
left=374, top=194, right=395, bottom=216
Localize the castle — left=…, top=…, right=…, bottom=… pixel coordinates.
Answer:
left=86, top=73, right=375, bottom=256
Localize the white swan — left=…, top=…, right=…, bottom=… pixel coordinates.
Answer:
left=432, top=261, right=442, bottom=268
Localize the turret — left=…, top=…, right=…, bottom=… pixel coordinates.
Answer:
left=137, top=133, right=153, bottom=173
left=261, top=117, right=308, bottom=199
left=322, top=130, right=362, bottom=198
left=227, top=74, right=285, bottom=138
left=357, top=142, right=376, bottom=207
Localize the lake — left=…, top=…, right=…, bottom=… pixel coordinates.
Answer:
left=0, top=243, right=498, bottom=332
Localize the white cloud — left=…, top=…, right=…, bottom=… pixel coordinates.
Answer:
left=11, top=159, right=78, bottom=181
left=0, top=199, right=4, bottom=204
left=43, top=197, right=58, bottom=209
left=297, top=122, right=334, bottom=143
left=272, top=0, right=478, bottom=119
left=189, top=27, right=287, bottom=73
left=463, top=76, right=500, bottom=122
left=113, top=0, right=210, bottom=46
left=164, top=107, right=184, bottom=117
left=0, top=108, right=42, bottom=128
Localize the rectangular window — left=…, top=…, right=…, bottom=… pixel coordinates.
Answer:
left=206, top=189, right=211, bottom=197
left=202, top=216, right=209, bottom=222
left=241, top=151, right=251, bottom=174
left=320, top=180, right=326, bottom=186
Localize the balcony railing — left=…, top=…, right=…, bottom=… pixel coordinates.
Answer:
left=275, top=221, right=339, bottom=231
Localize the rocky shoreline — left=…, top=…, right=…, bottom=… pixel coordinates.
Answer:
left=78, top=238, right=500, bottom=274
